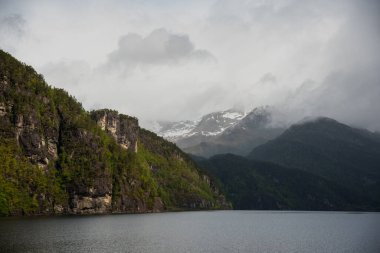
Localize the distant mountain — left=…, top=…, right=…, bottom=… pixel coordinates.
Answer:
left=152, top=107, right=284, bottom=157
left=248, top=117, right=380, bottom=205
left=156, top=108, right=245, bottom=145
left=198, top=154, right=372, bottom=210
left=0, top=49, right=229, bottom=216
left=182, top=107, right=285, bottom=157
left=154, top=120, right=199, bottom=143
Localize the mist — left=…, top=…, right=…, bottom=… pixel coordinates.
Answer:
left=0, top=0, right=379, bottom=130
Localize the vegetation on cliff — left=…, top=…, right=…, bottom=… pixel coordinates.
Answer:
left=0, top=139, right=66, bottom=215
left=0, top=49, right=228, bottom=216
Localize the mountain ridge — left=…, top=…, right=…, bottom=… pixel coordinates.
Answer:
left=155, top=108, right=246, bottom=143
left=180, top=107, right=285, bottom=157
left=246, top=116, right=380, bottom=208
left=194, top=117, right=380, bottom=211
left=198, top=154, right=371, bottom=210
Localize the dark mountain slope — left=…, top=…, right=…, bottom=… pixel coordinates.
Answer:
left=0, top=49, right=228, bottom=216
left=248, top=117, right=380, bottom=204
left=198, top=154, right=371, bottom=210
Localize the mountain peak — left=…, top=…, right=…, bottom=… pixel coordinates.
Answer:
left=154, top=108, right=246, bottom=142
left=195, top=108, right=246, bottom=136
left=296, top=116, right=339, bottom=125
left=287, top=116, right=353, bottom=135
left=153, top=106, right=284, bottom=157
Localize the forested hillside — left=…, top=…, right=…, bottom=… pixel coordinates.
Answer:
left=0, top=49, right=229, bottom=216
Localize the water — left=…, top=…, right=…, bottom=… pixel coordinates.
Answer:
left=0, top=211, right=379, bottom=253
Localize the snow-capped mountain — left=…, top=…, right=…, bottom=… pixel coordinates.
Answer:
left=155, top=108, right=246, bottom=143
left=149, top=106, right=285, bottom=157
left=186, top=109, right=246, bottom=136
left=182, top=107, right=285, bottom=157
left=154, top=120, right=199, bottom=142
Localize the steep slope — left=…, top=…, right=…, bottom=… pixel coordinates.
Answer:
left=0, top=49, right=228, bottom=216
left=198, top=154, right=371, bottom=210
left=90, top=109, right=229, bottom=211
left=248, top=117, right=380, bottom=205
left=183, top=107, right=284, bottom=157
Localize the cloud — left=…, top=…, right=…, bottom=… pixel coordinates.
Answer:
left=0, top=14, right=25, bottom=51
left=203, top=0, right=380, bottom=130
left=37, top=28, right=218, bottom=122
left=1, top=0, right=379, bottom=131
left=40, top=60, right=91, bottom=88
left=105, top=28, right=215, bottom=72
left=272, top=0, right=380, bottom=130
left=0, top=14, right=25, bottom=35
left=259, top=73, right=277, bottom=85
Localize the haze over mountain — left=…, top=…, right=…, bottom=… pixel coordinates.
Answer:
left=248, top=117, right=380, bottom=198
left=153, top=106, right=285, bottom=157
left=197, top=118, right=380, bottom=210
left=184, top=107, right=285, bottom=157
left=1, top=0, right=379, bottom=131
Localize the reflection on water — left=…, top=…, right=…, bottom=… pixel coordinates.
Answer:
left=0, top=211, right=379, bottom=253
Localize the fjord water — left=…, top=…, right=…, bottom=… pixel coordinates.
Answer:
left=1, top=211, right=379, bottom=253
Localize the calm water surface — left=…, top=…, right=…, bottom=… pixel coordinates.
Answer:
left=0, top=211, right=379, bottom=253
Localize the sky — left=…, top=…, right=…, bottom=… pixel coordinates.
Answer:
left=0, top=0, right=379, bottom=130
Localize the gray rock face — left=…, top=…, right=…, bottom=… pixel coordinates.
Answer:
left=91, top=109, right=138, bottom=152
left=70, top=194, right=112, bottom=214
left=0, top=97, right=59, bottom=169
left=90, top=109, right=165, bottom=213
left=0, top=102, right=6, bottom=116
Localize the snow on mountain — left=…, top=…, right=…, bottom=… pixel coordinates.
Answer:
left=191, top=109, right=246, bottom=136
left=154, top=109, right=245, bottom=142
left=222, top=111, right=245, bottom=120
left=155, top=120, right=199, bottom=142
left=182, top=106, right=286, bottom=157
left=147, top=106, right=286, bottom=157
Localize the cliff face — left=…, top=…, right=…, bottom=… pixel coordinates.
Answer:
left=0, top=91, right=59, bottom=169
left=91, top=109, right=139, bottom=152
left=89, top=109, right=229, bottom=211
left=0, top=49, right=229, bottom=216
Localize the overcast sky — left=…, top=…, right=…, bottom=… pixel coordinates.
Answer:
left=0, top=0, right=379, bottom=130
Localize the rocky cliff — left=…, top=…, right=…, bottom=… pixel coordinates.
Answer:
left=0, top=49, right=229, bottom=216
left=91, top=109, right=139, bottom=152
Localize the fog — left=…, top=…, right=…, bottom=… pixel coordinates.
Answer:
left=0, top=0, right=379, bottom=130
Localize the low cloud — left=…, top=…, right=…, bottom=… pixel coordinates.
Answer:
left=0, top=14, right=25, bottom=52
left=0, top=14, right=25, bottom=35
left=38, top=28, right=218, bottom=122
left=1, top=0, right=379, bottom=131
left=105, top=28, right=214, bottom=72
left=272, top=0, right=380, bottom=130
left=40, top=60, right=91, bottom=88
